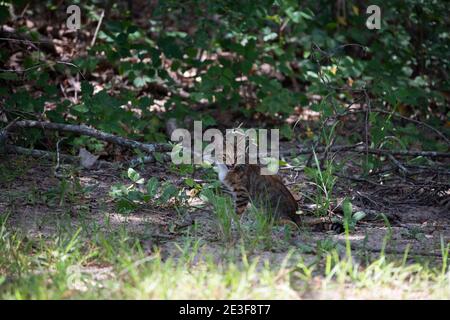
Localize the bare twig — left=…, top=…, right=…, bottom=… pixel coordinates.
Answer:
left=9, top=120, right=172, bottom=154
left=359, top=147, right=450, bottom=158
left=387, top=153, right=410, bottom=175
left=90, top=9, right=105, bottom=47
left=403, top=164, right=450, bottom=175
left=4, top=145, right=114, bottom=168
left=283, top=143, right=450, bottom=158
left=54, top=137, right=69, bottom=178
left=5, top=145, right=78, bottom=162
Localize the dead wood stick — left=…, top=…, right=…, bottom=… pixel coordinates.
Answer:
left=10, top=120, right=172, bottom=154
left=280, top=143, right=364, bottom=156
left=4, top=145, right=78, bottom=162
left=3, top=144, right=156, bottom=168
left=90, top=9, right=105, bottom=47
left=358, top=147, right=450, bottom=158
left=387, top=153, right=410, bottom=174
left=284, top=144, right=450, bottom=158
left=4, top=145, right=109, bottom=168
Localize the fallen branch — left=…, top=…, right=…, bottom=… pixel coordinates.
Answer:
left=387, top=153, right=410, bottom=175
left=3, top=144, right=166, bottom=168
left=9, top=120, right=172, bottom=154
left=281, top=143, right=363, bottom=156
left=359, top=147, right=450, bottom=158
left=5, top=145, right=78, bottom=163
left=403, top=164, right=450, bottom=175
left=284, top=143, right=450, bottom=158
left=4, top=145, right=110, bottom=168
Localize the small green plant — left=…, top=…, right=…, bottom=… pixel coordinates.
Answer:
left=201, top=188, right=239, bottom=242
left=316, top=238, right=340, bottom=256
left=342, top=198, right=366, bottom=232
left=109, top=168, right=184, bottom=213
left=304, top=121, right=341, bottom=217
left=402, top=226, right=426, bottom=241
left=304, top=150, right=336, bottom=216
left=245, top=201, right=277, bottom=250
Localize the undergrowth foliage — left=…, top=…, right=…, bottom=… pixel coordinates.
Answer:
left=109, top=168, right=186, bottom=213
left=0, top=1, right=448, bottom=159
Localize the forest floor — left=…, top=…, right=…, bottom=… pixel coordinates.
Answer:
left=1, top=146, right=449, bottom=299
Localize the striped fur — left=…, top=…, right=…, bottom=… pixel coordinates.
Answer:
left=217, top=164, right=343, bottom=233
left=220, top=164, right=300, bottom=222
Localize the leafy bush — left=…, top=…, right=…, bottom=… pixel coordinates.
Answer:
left=0, top=1, right=448, bottom=157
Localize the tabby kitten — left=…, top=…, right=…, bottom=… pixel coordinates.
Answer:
left=218, top=164, right=299, bottom=222
left=216, top=163, right=343, bottom=232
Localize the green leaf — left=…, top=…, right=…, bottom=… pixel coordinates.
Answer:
left=184, top=178, right=195, bottom=187
left=146, top=177, right=159, bottom=197
left=109, top=184, right=128, bottom=199
left=81, top=81, right=94, bottom=96
left=72, top=104, right=89, bottom=113
left=116, top=198, right=137, bottom=214
left=127, top=190, right=143, bottom=201
left=159, top=184, right=178, bottom=203
left=352, top=211, right=366, bottom=222
left=153, top=152, right=164, bottom=163
left=202, top=115, right=217, bottom=127
left=127, top=168, right=143, bottom=184
left=280, top=124, right=293, bottom=140
left=263, top=32, right=278, bottom=42
left=223, top=68, right=234, bottom=80
left=133, top=76, right=151, bottom=88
